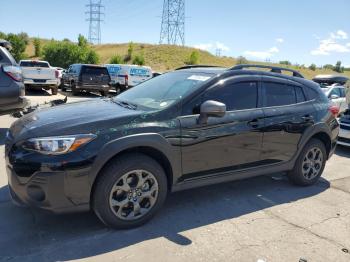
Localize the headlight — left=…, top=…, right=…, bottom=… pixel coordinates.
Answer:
left=22, top=134, right=96, bottom=155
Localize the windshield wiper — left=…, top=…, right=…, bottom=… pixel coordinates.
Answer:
left=113, top=99, right=138, bottom=110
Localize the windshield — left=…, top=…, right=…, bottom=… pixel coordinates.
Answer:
left=115, top=71, right=214, bottom=110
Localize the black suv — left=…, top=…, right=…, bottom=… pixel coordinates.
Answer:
left=0, top=40, right=28, bottom=116
left=60, top=64, right=111, bottom=96
left=5, top=65, right=339, bottom=229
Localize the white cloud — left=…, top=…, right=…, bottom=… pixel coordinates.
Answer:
left=276, top=38, right=284, bottom=43
left=193, top=42, right=230, bottom=54
left=311, top=30, right=350, bottom=56
left=215, top=42, right=230, bottom=51
left=193, top=43, right=213, bottom=51
left=244, top=46, right=279, bottom=60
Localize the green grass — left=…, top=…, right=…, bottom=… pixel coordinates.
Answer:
left=26, top=40, right=350, bottom=80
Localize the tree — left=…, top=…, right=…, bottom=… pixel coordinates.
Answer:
left=0, top=31, right=7, bottom=40
left=334, top=61, right=344, bottom=73
left=323, top=64, right=334, bottom=70
left=186, top=51, right=200, bottom=65
left=6, top=33, right=29, bottom=61
left=236, top=56, right=248, bottom=65
left=78, top=34, right=88, bottom=47
left=110, top=54, right=123, bottom=64
left=33, top=38, right=42, bottom=57
left=43, top=35, right=99, bottom=68
left=308, top=63, right=316, bottom=71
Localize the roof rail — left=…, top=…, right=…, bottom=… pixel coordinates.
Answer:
left=175, top=65, right=222, bottom=70
left=230, top=64, right=304, bottom=78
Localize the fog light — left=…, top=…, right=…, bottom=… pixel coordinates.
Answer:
left=27, top=185, right=45, bottom=202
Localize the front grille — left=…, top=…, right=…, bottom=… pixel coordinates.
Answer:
left=338, top=137, right=350, bottom=144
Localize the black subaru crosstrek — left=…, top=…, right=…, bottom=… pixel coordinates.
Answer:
left=5, top=64, right=339, bottom=229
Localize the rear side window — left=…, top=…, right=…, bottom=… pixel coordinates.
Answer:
left=20, top=61, right=49, bottom=67
left=204, top=81, right=258, bottom=111
left=328, top=88, right=341, bottom=98
left=264, top=82, right=306, bottom=107
left=82, top=66, right=109, bottom=76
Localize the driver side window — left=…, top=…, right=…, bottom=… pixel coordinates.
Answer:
left=182, top=81, right=258, bottom=115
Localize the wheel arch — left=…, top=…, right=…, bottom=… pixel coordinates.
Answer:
left=89, top=133, right=180, bottom=197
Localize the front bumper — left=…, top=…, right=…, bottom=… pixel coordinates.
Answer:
left=6, top=165, right=90, bottom=213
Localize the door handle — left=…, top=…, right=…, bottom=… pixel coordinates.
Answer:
left=248, top=119, right=260, bottom=128
left=302, top=115, right=313, bottom=122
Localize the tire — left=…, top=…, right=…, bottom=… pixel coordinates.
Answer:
left=51, top=86, right=58, bottom=95
left=100, top=90, right=108, bottom=96
left=60, top=80, right=66, bottom=91
left=92, top=153, right=168, bottom=229
left=71, top=83, right=79, bottom=96
left=287, top=138, right=327, bottom=186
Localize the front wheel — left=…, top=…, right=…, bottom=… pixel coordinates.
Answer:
left=92, top=153, right=168, bottom=229
left=288, top=138, right=327, bottom=186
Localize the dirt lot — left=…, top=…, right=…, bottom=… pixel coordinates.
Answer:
left=0, top=90, right=350, bottom=262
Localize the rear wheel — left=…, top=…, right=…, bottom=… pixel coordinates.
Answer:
left=92, top=153, right=168, bottom=229
left=71, top=82, right=79, bottom=96
left=51, top=86, right=58, bottom=95
left=288, top=138, right=326, bottom=186
left=100, top=90, right=108, bottom=96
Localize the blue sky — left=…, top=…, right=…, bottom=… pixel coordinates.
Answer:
left=1, top=0, right=350, bottom=66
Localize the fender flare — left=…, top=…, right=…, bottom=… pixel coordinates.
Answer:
left=88, top=133, right=181, bottom=186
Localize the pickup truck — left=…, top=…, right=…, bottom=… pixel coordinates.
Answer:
left=19, top=60, right=59, bottom=95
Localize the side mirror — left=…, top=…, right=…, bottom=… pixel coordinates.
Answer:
left=330, top=94, right=339, bottom=100
left=198, top=100, right=226, bottom=124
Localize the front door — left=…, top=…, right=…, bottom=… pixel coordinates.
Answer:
left=179, top=77, right=264, bottom=181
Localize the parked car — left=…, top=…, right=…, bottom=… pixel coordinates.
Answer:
left=19, top=60, right=60, bottom=95
left=5, top=64, right=339, bottom=229
left=105, top=64, right=152, bottom=93
left=338, top=109, right=350, bottom=147
left=0, top=40, right=28, bottom=116
left=313, top=75, right=350, bottom=115
left=54, top=67, right=65, bottom=86
left=61, top=64, right=111, bottom=96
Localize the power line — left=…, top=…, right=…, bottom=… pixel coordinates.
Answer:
left=159, top=0, right=185, bottom=46
left=86, top=0, right=105, bottom=44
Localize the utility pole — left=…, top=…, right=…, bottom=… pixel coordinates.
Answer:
left=86, top=0, right=104, bottom=45
left=159, top=0, right=185, bottom=46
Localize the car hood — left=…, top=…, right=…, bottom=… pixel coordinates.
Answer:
left=9, top=98, right=144, bottom=142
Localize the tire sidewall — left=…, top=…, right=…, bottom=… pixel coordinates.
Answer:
left=93, top=154, right=168, bottom=229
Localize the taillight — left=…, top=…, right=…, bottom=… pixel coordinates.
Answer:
left=125, top=75, right=129, bottom=86
left=329, top=105, right=340, bottom=117
left=55, top=70, right=59, bottom=78
left=2, top=65, right=22, bottom=82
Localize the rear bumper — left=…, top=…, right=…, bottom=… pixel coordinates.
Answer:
left=76, top=84, right=111, bottom=92
left=338, top=128, right=350, bottom=147
left=24, top=79, right=58, bottom=87
left=0, top=96, right=29, bottom=115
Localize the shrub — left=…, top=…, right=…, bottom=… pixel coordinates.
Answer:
left=279, top=60, right=291, bottom=65
left=308, top=63, right=316, bottom=71
left=186, top=51, right=200, bottom=65
left=110, top=55, right=123, bottom=64
left=334, top=61, right=344, bottom=73
left=236, top=56, right=248, bottom=65
left=124, top=42, right=134, bottom=62
left=132, top=54, right=145, bottom=65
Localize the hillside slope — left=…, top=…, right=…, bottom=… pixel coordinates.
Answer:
left=25, top=40, right=350, bottom=80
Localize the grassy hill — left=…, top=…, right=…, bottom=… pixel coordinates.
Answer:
left=25, top=39, right=350, bottom=80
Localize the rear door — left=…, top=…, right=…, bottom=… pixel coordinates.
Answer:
left=261, top=77, right=315, bottom=164
left=81, top=66, right=110, bottom=86
left=179, top=76, right=265, bottom=181
left=129, top=67, right=152, bottom=87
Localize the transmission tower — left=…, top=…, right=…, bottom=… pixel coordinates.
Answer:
left=159, top=0, right=185, bottom=46
left=86, top=0, right=104, bottom=44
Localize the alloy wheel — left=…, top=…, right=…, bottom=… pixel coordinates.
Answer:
left=109, top=169, right=159, bottom=221
left=302, top=147, right=323, bottom=180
